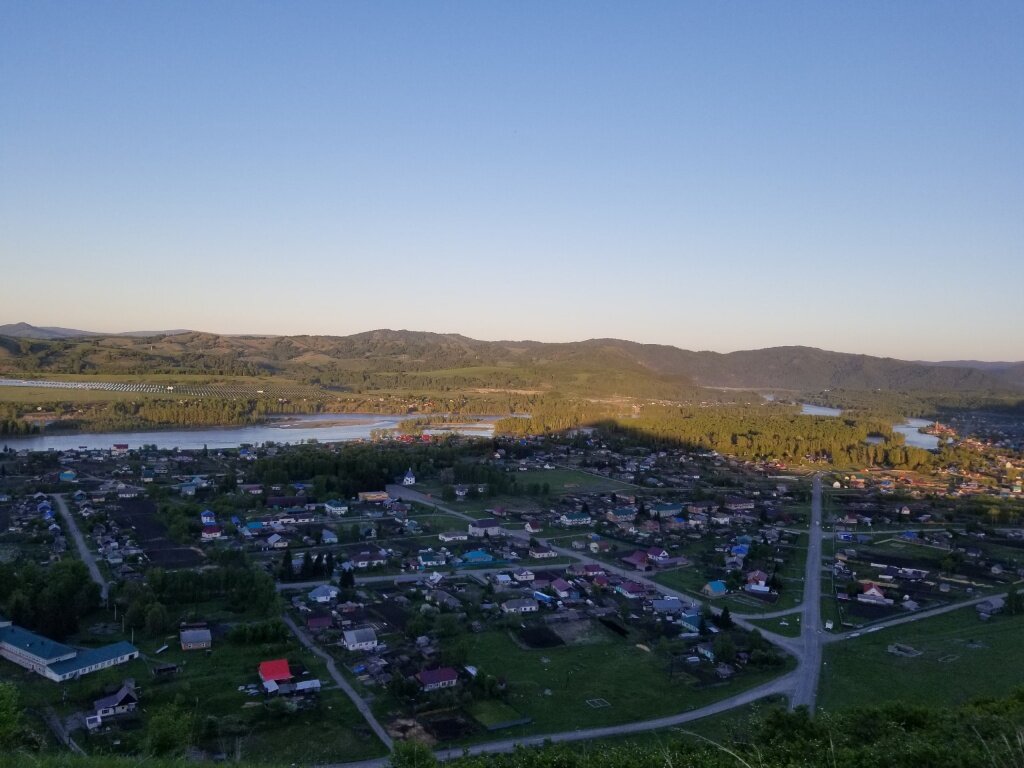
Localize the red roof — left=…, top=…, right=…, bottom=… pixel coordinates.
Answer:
left=258, top=659, right=292, bottom=683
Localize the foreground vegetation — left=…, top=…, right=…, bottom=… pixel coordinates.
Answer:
left=5, top=688, right=1024, bottom=767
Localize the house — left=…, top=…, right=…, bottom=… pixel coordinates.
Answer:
left=559, top=512, right=593, bottom=527
left=646, top=546, right=670, bottom=562
left=745, top=570, right=770, bottom=593
left=551, top=578, right=573, bottom=599
left=258, top=659, right=293, bottom=692
left=418, top=549, right=447, bottom=568
left=616, top=581, right=646, bottom=599
left=976, top=597, right=1005, bottom=617
left=857, top=582, right=891, bottom=604
left=651, top=598, right=685, bottom=615
left=621, top=550, right=650, bottom=571
left=724, top=497, right=755, bottom=512
left=321, top=529, right=339, bottom=545
left=201, top=525, right=223, bottom=541
left=702, top=580, right=728, bottom=598
left=59, top=469, right=78, bottom=483
left=589, top=540, right=613, bottom=554
left=427, top=589, right=461, bottom=610
left=265, top=533, right=288, bottom=549
left=439, top=531, right=469, bottom=543
left=343, top=628, right=378, bottom=652
left=309, top=585, right=340, bottom=604
left=650, top=503, right=684, bottom=519
left=179, top=628, right=212, bottom=650
left=416, top=666, right=459, bottom=691
left=502, top=598, right=539, bottom=614
left=239, top=483, right=263, bottom=495
left=529, top=545, right=556, bottom=560
left=402, top=468, right=416, bottom=486
left=350, top=549, right=388, bottom=568
left=512, top=568, right=535, bottom=583
left=200, top=510, right=217, bottom=526
left=688, top=501, right=718, bottom=515
left=358, top=491, right=390, bottom=503
left=524, top=519, right=543, bottom=534
left=86, top=681, right=139, bottom=730
left=461, top=549, right=495, bottom=565
left=606, top=508, right=636, bottom=524
left=468, top=519, right=503, bottom=538
left=324, top=500, right=349, bottom=516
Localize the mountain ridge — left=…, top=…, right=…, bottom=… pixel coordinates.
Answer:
left=1, top=326, right=1022, bottom=393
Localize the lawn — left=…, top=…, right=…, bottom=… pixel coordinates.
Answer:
left=818, top=607, right=1024, bottom=713
left=513, top=469, right=638, bottom=494
left=746, top=613, right=803, bottom=638
left=458, top=626, right=792, bottom=738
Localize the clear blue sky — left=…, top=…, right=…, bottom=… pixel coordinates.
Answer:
left=2, top=2, right=1022, bottom=360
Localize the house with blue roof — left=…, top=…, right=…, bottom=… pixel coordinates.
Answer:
left=460, top=549, right=495, bottom=565
left=702, top=580, right=728, bottom=598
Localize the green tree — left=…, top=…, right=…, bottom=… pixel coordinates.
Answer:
left=0, top=683, right=23, bottom=749
left=145, top=602, right=170, bottom=636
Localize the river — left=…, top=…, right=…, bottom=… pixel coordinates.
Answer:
left=799, top=404, right=941, bottom=450
left=0, top=413, right=499, bottom=452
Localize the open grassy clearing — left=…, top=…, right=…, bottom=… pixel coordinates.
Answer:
left=746, top=613, right=804, bottom=638
left=573, top=695, right=789, bottom=751
left=447, top=626, right=793, bottom=740
left=818, top=607, right=1024, bottom=713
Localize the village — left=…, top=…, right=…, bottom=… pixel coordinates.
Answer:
left=1, top=423, right=1023, bottom=762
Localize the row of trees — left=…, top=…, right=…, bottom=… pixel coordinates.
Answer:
left=0, top=559, right=99, bottom=640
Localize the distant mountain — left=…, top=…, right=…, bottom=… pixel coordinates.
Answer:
left=920, top=359, right=1024, bottom=389
left=0, top=327, right=1019, bottom=395
left=0, top=322, right=190, bottom=339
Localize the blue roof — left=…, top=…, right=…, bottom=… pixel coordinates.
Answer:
left=462, top=550, right=494, bottom=562
left=48, top=642, right=138, bottom=677
left=705, top=580, right=727, bottom=595
left=0, top=624, right=75, bottom=662
left=730, top=544, right=750, bottom=556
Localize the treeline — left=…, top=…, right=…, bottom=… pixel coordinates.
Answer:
left=252, top=441, right=488, bottom=496
left=593, top=404, right=940, bottom=470
left=0, top=404, right=40, bottom=435
left=112, top=565, right=277, bottom=633
left=0, top=559, right=99, bottom=640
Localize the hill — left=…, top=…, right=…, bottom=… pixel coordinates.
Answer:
left=0, top=329, right=1018, bottom=396
left=0, top=322, right=191, bottom=339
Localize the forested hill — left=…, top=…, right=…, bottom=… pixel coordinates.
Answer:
left=0, top=329, right=1019, bottom=395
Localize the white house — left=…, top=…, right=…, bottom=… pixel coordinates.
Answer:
left=309, top=585, right=340, bottom=604
left=342, top=628, right=378, bottom=652
left=403, top=468, right=416, bottom=486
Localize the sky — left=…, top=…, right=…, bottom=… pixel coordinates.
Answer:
left=1, top=2, right=1022, bottom=360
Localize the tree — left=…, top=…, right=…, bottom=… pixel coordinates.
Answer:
left=713, top=634, right=737, bottom=664
left=145, top=706, right=191, bottom=756
left=715, top=606, right=734, bottom=629
left=145, top=602, right=169, bottom=636
left=0, top=683, right=23, bottom=749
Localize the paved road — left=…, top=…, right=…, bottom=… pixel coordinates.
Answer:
left=280, top=613, right=395, bottom=752
left=824, top=592, right=1003, bottom=644
left=52, top=493, right=109, bottom=602
left=789, top=475, right=824, bottom=709
left=317, top=673, right=796, bottom=768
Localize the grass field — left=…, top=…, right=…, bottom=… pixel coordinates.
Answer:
left=513, top=469, right=639, bottom=494
left=573, top=695, right=789, bottom=752
left=746, top=613, right=803, bottom=638
left=455, top=626, right=793, bottom=739
left=818, top=608, right=1024, bottom=713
